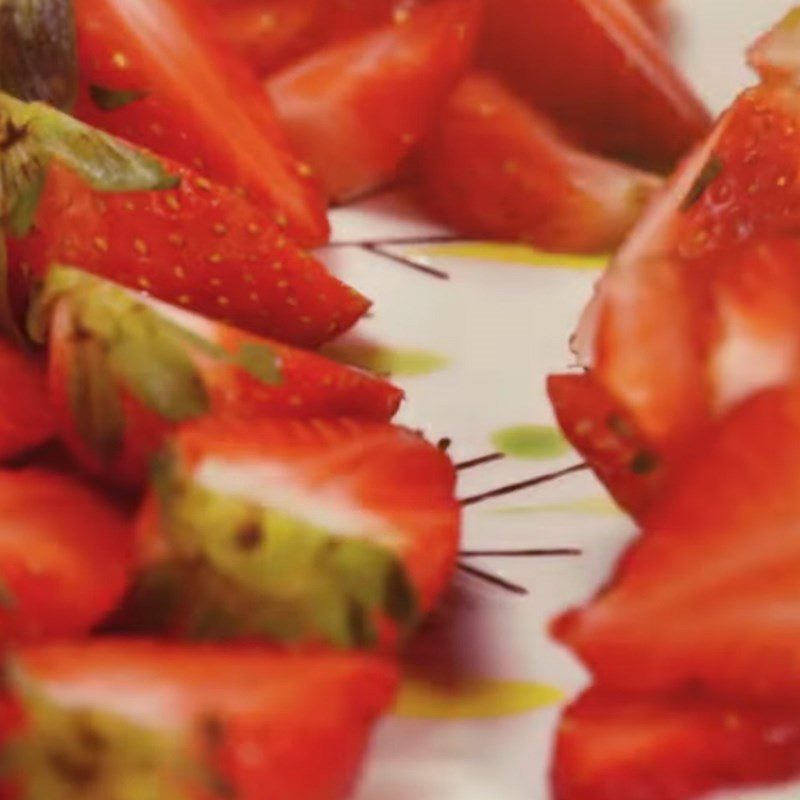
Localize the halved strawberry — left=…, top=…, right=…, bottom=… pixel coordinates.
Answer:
left=0, top=469, right=132, bottom=643
left=748, top=8, right=800, bottom=84
left=267, top=0, right=482, bottom=201
left=71, top=0, right=329, bottom=245
left=202, top=0, right=417, bottom=76
left=33, top=266, right=402, bottom=486
left=130, top=417, right=460, bottom=647
left=554, top=687, right=800, bottom=800
left=478, top=0, right=711, bottom=169
left=0, top=93, right=368, bottom=346
left=0, top=640, right=397, bottom=800
left=0, top=340, right=54, bottom=462
left=419, top=73, right=662, bottom=252
left=554, top=386, right=800, bottom=703
left=547, top=373, right=665, bottom=517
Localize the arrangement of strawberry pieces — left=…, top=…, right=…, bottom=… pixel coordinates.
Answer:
left=549, top=9, right=800, bottom=799
left=127, top=417, right=459, bottom=647
left=0, top=640, right=398, bottom=800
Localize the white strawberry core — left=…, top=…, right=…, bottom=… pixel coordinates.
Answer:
left=193, top=458, right=400, bottom=546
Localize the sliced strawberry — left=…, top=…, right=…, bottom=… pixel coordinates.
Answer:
left=203, top=0, right=417, bottom=76
left=748, top=8, right=800, bottom=84
left=34, top=267, right=402, bottom=486
left=0, top=340, right=54, bottom=461
left=130, top=417, right=460, bottom=648
left=547, top=373, right=665, bottom=517
left=478, top=0, right=711, bottom=170
left=419, top=73, right=662, bottom=252
left=0, top=639, right=397, bottom=800
left=0, top=469, right=131, bottom=643
left=554, top=386, right=800, bottom=703
left=267, top=0, right=482, bottom=201
left=71, top=0, right=329, bottom=245
left=0, top=94, right=368, bottom=346
left=554, top=687, right=800, bottom=800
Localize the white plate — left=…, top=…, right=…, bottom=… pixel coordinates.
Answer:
left=318, top=4, right=799, bottom=797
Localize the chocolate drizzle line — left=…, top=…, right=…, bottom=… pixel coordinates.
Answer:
left=456, top=452, right=504, bottom=471
left=457, top=563, right=529, bottom=595
left=460, top=548, right=581, bottom=558
left=459, top=463, right=589, bottom=507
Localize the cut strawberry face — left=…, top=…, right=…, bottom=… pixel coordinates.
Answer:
left=267, top=0, right=482, bottom=202
left=0, top=640, right=398, bottom=800
left=71, top=0, right=329, bottom=245
left=419, top=73, right=663, bottom=252
left=33, top=267, right=402, bottom=486
left=0, top=340, right=54, bottom=462
left=479, top=0, right=711, bottom=170
left=0, top=469, right=132, bottom=644
left=0, top=94, right=369, bottom=347
left=547, top=373, right=665, bottom=518
left=202, top=0, right=417, bottom=76
left=131, top=418, right=460, bottom=648
left=554, top=387, right=800, bottom=703
left=554, top=687, right=800, bottom=800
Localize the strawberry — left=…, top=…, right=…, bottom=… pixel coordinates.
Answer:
left=0, top=639, right=398, bottom=800
left=547, top=373, right=665, bottom=517
left=267, top=0, right=482, bottom=202
left=748, top=8, right=800, bottom=85
left=554, top=386, right=800, bottom=703
left=0, top=93, right=369, bottom=346
left=130, top=417, right=460, bottom=647
left=0, top=339, right=54, bottom=462
left=71, top=0, right=329, bottom=245
left=419, top=73, right=662, bottom=252
left=201, top=0, right=418, bottom=76
left=32, top=266, right=402, bottom=486
left=478, top=0, right=711, bottom=170
left=0, top=469, right=132, bottom=643
left=554, top=687, right=800, bottom=800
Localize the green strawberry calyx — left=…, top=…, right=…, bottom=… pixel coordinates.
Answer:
left=130, top=452, right=419, bottom=648
left=28, top=266, right=282, bottom=461
left=0, top=91, right=178, bottom=237
left=1, top=662, right=231, bottom=800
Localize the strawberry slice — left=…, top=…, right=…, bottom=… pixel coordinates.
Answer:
left=130, top=417, right=460, bottom=647
left=748, top=8, right=800, bottom=84
left=547, top=373, right=665, bottom=517
left=0, top=340, right=54, bottom=462
left=419, top=73, right=662, bottom=252
left=478, top=0, right=711, bottom=170
left=554, top=687, right=800, bottom=800
left=202, top=0, right=416, bottom=76
left=71, top=0, right=329, bottom=245
left=0, top=94, right=368, bottom=346
left=554, top=386, right=800, bottom=703
left=267, top=0, right=482, bottom=202
left=0, top=640, right=397, bottom=800
left=0, top=469, right=131, bottom=643
left=33, top=267, right=402, bottom=486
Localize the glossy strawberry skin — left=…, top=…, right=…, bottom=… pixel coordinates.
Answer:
left=267, top=0, right=482, bottom=202
left=420, top=73, right=662, bottom=252
left=554, top=687, right=800, bottom=800
left=0, top=341, right=54, bottom=462
left=72, top=0, right=329, bottom=246
left=0, top=640, right=398, bottom=800
left=8, top=159, right=369, bottom=347
left=46, top=286, right=403, bottom=487
left=0, top=469, right=132, bottom=644
left=479, top=0, right=711, bottom=169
